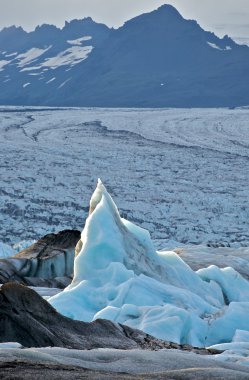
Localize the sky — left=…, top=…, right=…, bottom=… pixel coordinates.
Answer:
left=1, top=0, right=249, bottom=44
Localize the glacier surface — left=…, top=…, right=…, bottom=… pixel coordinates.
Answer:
left=0, top=107, right=249, bottom=247
left=0, top=240, right=36, bottom=259
left=0, top=242, right=15, bottom=258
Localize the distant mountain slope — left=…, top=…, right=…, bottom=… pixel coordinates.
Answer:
left=0, top=18, right=110, bottom=105
left=0, top=4, right=249, bottom=107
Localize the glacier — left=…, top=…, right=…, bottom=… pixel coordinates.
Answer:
left=49, top=180, right=249, bottom=348
left=0, top=242, right=15, bottom=258
left=0, top=107, right=249, bottom=247
left=0, top=240, right=36, bottom=259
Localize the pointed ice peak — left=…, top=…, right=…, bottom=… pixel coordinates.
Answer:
left=89, top=178, right=105, bottom=214
left=77, top=179, right=164, bottom=282
left=88, top=179, right=120, bottom=223
left=49, top=181, right=230, bottom=345
left=77, top=179, right=211, bottom=293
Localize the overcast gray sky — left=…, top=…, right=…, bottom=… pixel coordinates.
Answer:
left=1, top=0, right=249, bottom=44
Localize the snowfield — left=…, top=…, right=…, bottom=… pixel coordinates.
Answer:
left=0, top=106, right=248, bottom=248
left=1, top=39, right=93, bottom=73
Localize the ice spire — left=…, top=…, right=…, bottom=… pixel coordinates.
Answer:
left=89, top=178, right=105, bottom=214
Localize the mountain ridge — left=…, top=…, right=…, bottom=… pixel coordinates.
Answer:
left=0, top=4, right=249, bottom=107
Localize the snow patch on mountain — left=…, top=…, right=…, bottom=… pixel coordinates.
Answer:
left=28, top=72, right=43, bottom=76
left=17, top=46, right=52, bottom=67
left=0, top=60, right=9, bottom=71
left=67, top=36, right=92, bottom=45
left=5, top=52, right=18, bottom=58
left=58, top=78, right=71, bottom=88
left=46, top=77, right=56, bottom=84
left=20, top=46, right=93, bottom=72
left=207, top=42, right=232, bottom=51
left=43, top=46, right=93, bottom=68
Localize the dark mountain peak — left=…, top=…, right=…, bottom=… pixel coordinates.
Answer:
left=0, top=25, right=26, bottom=35
left=62, top=17, right=110, bottom=35
left=63, top=17, right=96, bottom=30
left=62, top=17, right=110, bottom=41
left=155, top=3, right=182, bottom=17
left=31, top=24, right=61, bottom=42
left=82, top=16, right=95, bottom=23
left=0, top=25, right=28, bottom=48
left=122, top=3, right=184, bottom=31
left=222, top=34, right=235, bottom=44
left=34, top=23, right=60, bottom=33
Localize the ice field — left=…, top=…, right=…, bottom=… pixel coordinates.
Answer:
left=1, top=107, right=249, bottom=366
left=0, top=106, right=249, bottom=248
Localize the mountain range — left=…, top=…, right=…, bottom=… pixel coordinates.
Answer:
left=0, top=4, right=249, bottom=107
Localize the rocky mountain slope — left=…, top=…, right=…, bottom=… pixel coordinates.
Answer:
left=0, top=5, right=249, bottom=107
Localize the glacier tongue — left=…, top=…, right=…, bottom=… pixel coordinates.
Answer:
left=49, top=180, right=249, bottom=348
